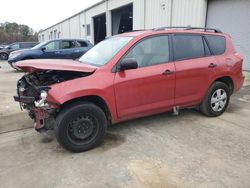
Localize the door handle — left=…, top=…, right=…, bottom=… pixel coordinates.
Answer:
left=55, top=51, right=61, bottom=54
left=208, top=63, right=217, bottom=68
left=162, top=69, right=174, bottom=75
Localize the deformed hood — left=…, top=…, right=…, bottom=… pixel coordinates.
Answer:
left=15, top=59, right=97, bottom=73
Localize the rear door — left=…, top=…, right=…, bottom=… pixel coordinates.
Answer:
left=60, top=40, right=77, bottom=59
left=173, top=34, right=218, bottom=107
left=74, top=40, right=92, bottom=57
left=114, top=35, right=175, bottom=119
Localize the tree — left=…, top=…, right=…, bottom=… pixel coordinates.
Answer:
left=0, top=22, right=38, bottom=44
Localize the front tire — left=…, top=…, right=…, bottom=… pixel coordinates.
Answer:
left=55, top=102, right=107, bottom=152
left=0, top=53, right=8, bottom=60
left=200, top=81, right=230, bottom=117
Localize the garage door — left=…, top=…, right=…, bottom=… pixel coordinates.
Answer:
left=206, top=0, right=250, bottom=70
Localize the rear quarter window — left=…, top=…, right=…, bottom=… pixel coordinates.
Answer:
left=205, top=35, right=226, bottom=55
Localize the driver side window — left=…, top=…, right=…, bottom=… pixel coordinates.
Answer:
left=45, top=41, right=60, bottom=50
left=124, top=35, right=170, bottom=68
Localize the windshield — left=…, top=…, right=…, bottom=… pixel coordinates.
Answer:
left=32, top=41, right=47, bottom=49
left=79, top=36, right=133, bottom=67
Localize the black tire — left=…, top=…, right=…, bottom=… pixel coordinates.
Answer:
left=200, top=81, right=230, bottom=117
left=55, top=102, right=107, bottom=152
left=0, top=53, right=8, bottom=60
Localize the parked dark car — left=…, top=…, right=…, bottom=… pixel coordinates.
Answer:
left=8, top=39, right=93, bottom=68
left=0, top=42, right=38, bottom=60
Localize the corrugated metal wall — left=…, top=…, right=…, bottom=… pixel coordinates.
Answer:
left=145, top=0, right=171, bottom=29
left=206, top=0, right=250, bottom=70
left=172, top=0, right=206, bottom=27
left=38, top=0, right=207, bottom=43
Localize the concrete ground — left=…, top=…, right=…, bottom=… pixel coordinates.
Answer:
left=0, top=60, right=250, bottom=188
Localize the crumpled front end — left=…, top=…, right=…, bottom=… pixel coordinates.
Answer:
left=14, top=74, right=58, bottom=132
left=13, top=69, right=92, bottom=132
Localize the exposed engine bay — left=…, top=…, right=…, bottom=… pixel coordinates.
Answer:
left=14, top=70, right=92, bottom=131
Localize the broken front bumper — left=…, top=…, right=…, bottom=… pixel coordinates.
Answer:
left=13, top=95, right=35, bottom=104
left=14, top=95, right=57, bottom=132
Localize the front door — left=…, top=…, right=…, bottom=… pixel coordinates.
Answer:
left=42, top=40, right=62, bottom=59
left=114, top=35, right=175, bottom=119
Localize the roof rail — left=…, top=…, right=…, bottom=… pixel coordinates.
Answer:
left=153, top=26, right=222, bottom=33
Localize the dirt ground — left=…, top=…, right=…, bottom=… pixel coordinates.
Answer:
left=0, top=60, right=250, bottom=188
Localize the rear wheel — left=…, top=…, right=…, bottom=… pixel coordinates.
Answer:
left=0, top=53, right=8, bottom=60
left=200, top=81, right=230, bottom=117
left=55, top=102, right=107, bottom=152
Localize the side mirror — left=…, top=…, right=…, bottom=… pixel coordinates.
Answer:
left=41, top=46, right=46, bottom=51
left=7, top=47, right=11, bottom=50
left=120, top=58, right=138, bottom=71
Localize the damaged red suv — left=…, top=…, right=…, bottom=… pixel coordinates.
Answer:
left=14, top=27, right=244, bottom=152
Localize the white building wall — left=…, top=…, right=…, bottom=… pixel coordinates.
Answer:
left=61, top=20, right=70, bottom=38
left=38, top=0, right=207, bottom=42
left=85, top=3, right=106, bottom=43
left=145, top=0, right=171, bottom=29
left=79, top=12, right=86, bottom=39
left=133, top=0, right=145, bottom=30
left=172, top=0, right=207, bottom=27
left=69, top=16, right=81, bottom=38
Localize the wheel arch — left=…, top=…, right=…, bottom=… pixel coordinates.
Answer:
left=60, top=95, right=112, bottom=124
left=0, top=52, right=9, bottom=59
left=214, top=76, right=234, bottom=95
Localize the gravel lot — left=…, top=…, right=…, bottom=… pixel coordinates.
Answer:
left=0, top=60, right=250, bottom=188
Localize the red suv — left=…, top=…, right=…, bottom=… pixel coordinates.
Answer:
left=14, top=27, right=244, bottom=152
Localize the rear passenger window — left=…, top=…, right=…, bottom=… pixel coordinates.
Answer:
left=205, top=35, right=226, bottom=55
left=75, top=41, right=88, bottom=47
left=61, top=41, right=75, bottom=49
left=173, top=35, right=205, bottom=61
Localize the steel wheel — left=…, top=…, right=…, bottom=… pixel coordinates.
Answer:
left=67, top=113, right=99, bottom=145
left=55, top=102, right=107, bottom=152
left=210, top=89, right=227, bottom=112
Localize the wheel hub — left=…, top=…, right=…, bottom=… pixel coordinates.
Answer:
left=0, top=53, right=7, bottom=60
left=72, top=119, right=94, bottom=139
left=211, top=89, right=227, bottom=112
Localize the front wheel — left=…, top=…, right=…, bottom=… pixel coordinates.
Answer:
left=55, top=102, right=107, bottom=152
left=200, top=81, right=230, bottom=117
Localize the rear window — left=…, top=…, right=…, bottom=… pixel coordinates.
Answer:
left=173, top=35, right=205, bottom=61
left=75, top=41, right=88, bottom=47
left=20, top=43, right=36, bottom=48
left=205, top=35, right=226, bottom=55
